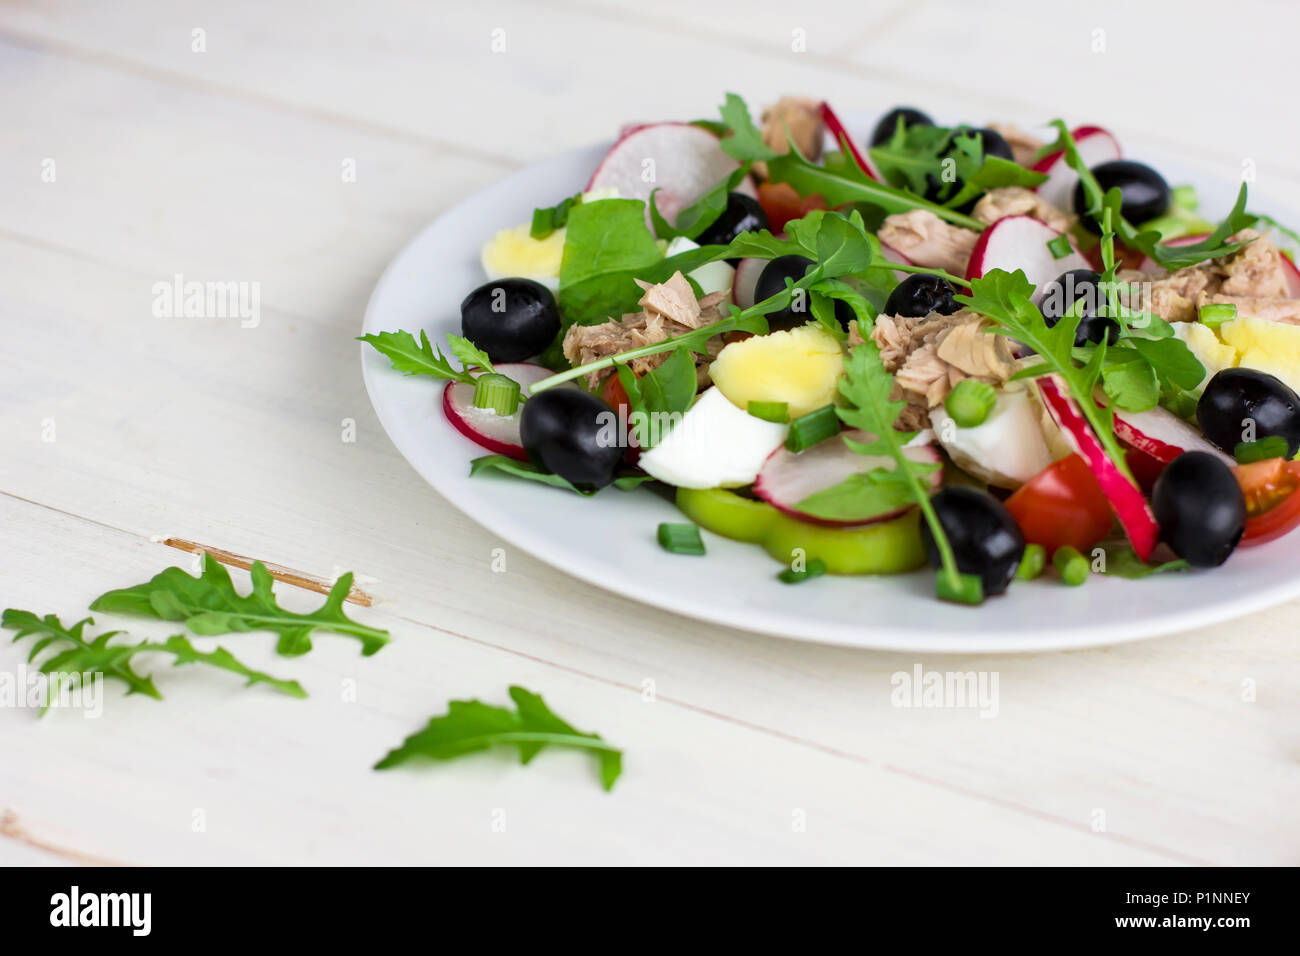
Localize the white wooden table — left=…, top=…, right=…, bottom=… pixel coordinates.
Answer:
left=2, top=0, right=1297, bottom=866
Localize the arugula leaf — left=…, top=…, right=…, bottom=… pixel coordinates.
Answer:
left=1098, top=546, right=1190, bottom=579
left=1049, top=120, right=1256, bottom=269
left=530, top=192, right=583, bottom=240
left=2, top=610, right=306, bottom=710
left=957, top=268, right=1133, bottom=482
left=469, top=455, right=652, bottom=494
left=835, top=343, right=964, bottom=596
left=358, top=329, right=477, bottom=384
left=715, top=92, right=780, bottom=162
left=796, top=471, right=917, bottom=523
left=766, top=148, right=986, bottom=231
left=1098, top=346, right=1160, bottom=411
left=447, top=334, right=494, bottom=374
left=650, top=165, right=749, bottom=240
left=616, top=347, right=697, bottom=447
left=89, top=554, right=388, bottom=657
left=557, top=198, right=732, bottom=326
left=870, top=124, right=1045, bottom=209
left=374, top=685, right=622, bottom=790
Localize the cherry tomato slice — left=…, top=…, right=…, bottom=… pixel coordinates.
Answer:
left=1235, top=458, right=1300, bottom=545
left=757, top=182, right=828, bottom=233
left=1004, top=453, right=1115, bottom=554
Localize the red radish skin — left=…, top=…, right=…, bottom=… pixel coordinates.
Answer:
left=1112, top=405, right=1232, bottom=466
left=1035, top=376, right=1159, bottom=560
left=820, top=102, right=880, bottom=181
left=1032, top=126, right=1121, bottom=211
left=442, top=363, right=559, bottom=462
left=966, top=215, right=1090, bottom=294
left=1282, top=253, right=1300, bottom=297
left=753, top=430, right=941, bottom=527
left=586, top=123, right=740, bottom=229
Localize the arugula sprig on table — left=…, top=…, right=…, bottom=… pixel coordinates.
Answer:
left=375, top=685, right=623, bottom=791
left=90, top=552, right=389, bottom=657
left=1, top=609, right=306, bottom=709
left=1046, top=120, right=1256, bottom=270
left=835, top=343, right=977, bottom=603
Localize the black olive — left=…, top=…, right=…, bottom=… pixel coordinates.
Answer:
left=920, top=487, right=1025, bottom=596
left=969, top=127, right=1014, bottom=163
left=1197, top=368, right=1300, bottom=457
left=519, top=390, right=623, bottom=492
left=1038, top=268, right=1119, bottom=345
left=694, top=192, right=770, bottom=254
left=1072, top=160, right=1171, bottom=235
left=754, top=255, right=853, bottom=329
left=461, top=278, right=561, bottom=364
left=1151, top=451, right=1246, bottom=567
left=883, top=274, right=960, bottom=318
left=869, top=106, right=933, bottom=148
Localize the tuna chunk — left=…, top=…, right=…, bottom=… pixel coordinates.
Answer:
left=973, top=186, right=1073, bottom=233
left=987, top=122, right=1047, bottom=167
left=561, top=272, right=726, bottom=388
left=759, top=96, right=825, bottom=167
left=878, top=210, right=979, bottom=276
left=1139, top=231, right=1291, bottom=323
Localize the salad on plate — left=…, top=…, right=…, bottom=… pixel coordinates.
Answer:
left=362, top=94, right=1300, bottom=606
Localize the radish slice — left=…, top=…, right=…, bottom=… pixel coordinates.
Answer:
left=1032, top=125, right=1121, bottom=211
left=966, top=215, right=1090, bottom=295
left=442, top=363, right=561, bottom=461
left=820, top=102, right=880, bottom=180
left=753, top=430, right=941, bottom=527
left=1113, top=405, right=1232, bottom=466
left=1036, top=376, right=1159, bottom=560
left=880, top=241, right=912, bottom=282
left=586, top=123, right=740, bottom=230
left=732, top=257, right=765, bottom=308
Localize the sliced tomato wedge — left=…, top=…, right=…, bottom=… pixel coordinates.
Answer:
left=1004, top=453, right=1115, bottom=554
left=1235, top=458, right=1300, bottom=545
left=757, top=182, right=827, bottom=233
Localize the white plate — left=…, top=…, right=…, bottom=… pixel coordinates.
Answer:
left=361, top=137, right=1300, bottom=653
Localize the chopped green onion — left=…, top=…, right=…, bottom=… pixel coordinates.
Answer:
left=936, top=571, right=983, bottom=605
left=1053, top=546, right=1090, bottom=586
left=472, top=373, right=521, bottom=415
left=1234, top=435, right=1289, bottom=464
left=657, top=522, right=705, bottom=555
left=1046, top=234, right=1074, bottom=260
left=785, top=404, right=840, bottom=452
left=1016, top=543, right=1046, bottom=580
left=748, top=400, right=790, bottom=423
left=777, top=558, right=827, bottom=584
left=1171, top=184, right=1198, bottom=211
left=1199, top=302, right=1238, bottom=329
left=944, top=380, right=997, bottom=428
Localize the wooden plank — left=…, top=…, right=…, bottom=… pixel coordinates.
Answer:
left=0, top=495, right=1174, bottom=865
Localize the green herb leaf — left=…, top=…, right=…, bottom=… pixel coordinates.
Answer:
left=796, top=470, right=917, bottom=523
left=469, top=454, right=595, bottom=495
left=617, top=348, right=697, bottom=447
left=1099, top=546, right=1190, bottom=579
left=374, top=685, right=622, bottom=791
left=89, top=554, right=388, bottom=658
left=777, top=558, right=827, bottom=584
left=2, top=609, right=306, bottom=710
left=835, top=343, right=962, bottom=599
left=1234, top=435, right=1290, bottom=464
left=557, top=198, right=665, bottom=326
left=715, top=92, right=780, bottom=162
left=766, top=148, right=986, bottom=231
left=447, top=334, right=495, bottom=375
left=358, top=329, right=477, bottom=384
left=1098, top=346, right=1160, bottom=412
left=1049, top=120, right=1256, bottom=270
left=530, top=192, right=583, bottom=240
left=650, top=165, right=749, bottom=240
left=958, top=268, right=1135, bottom=484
